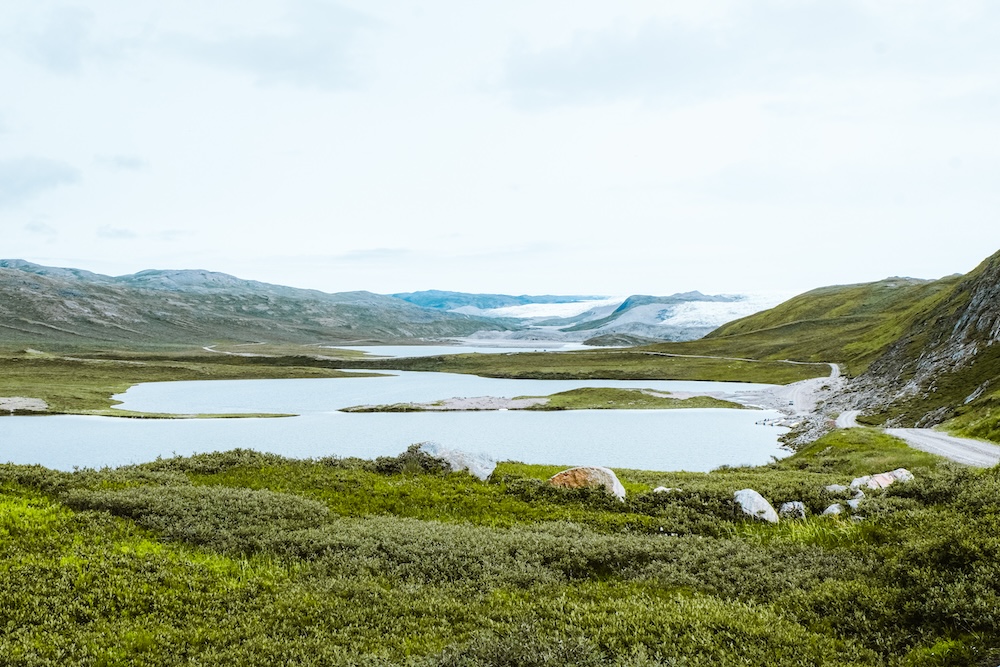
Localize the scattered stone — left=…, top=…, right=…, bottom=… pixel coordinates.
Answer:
left=549, top=466, right=626, bottom=501
left=824, top=484, right=849, bottom=494
left=849, top=475, right=872, bottom=489
left=418, top=443, right=496, bottom=481
left=779, top=501, right=807, bottom=519
left=846, top=498, right=862, bottom=510
left=823, top=503, right=844, bottom=515
left=733, top=489, right=779, bottom=523
left=852, top=489, right=865, bottom=500
left=850, top=468, right=915, bottom=490
left=652, top=487, right=681, bottom=494
left=0, top=397, right=48, bottom=413
left=889, top=468, right=914, bottom=483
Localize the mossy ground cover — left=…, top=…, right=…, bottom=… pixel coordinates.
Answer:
left=1, top=430, right=998, bottom=666
left=349, top=350, right=829, bottom=384
left=344, top=387, right=745, bottom=413
left=0, top=348, right=379, bottom=416
left=524, top=387, right=743, bottom=411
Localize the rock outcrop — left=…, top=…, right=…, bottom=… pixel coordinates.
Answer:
left=548, top=466, right=626, bottom=500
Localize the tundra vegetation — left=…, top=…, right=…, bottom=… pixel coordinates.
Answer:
left=341, top=387, right=746, bottom=413
left=1, top=429, right=998, bottom=666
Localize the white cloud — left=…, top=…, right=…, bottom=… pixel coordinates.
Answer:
left=164, top=0, right=376, bottom=90
left=14, top=6, right=94, bottom=74
left=0, top=158, right=80, bottom=208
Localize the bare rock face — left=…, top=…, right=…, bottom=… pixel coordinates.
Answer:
left=733, top=489, right=779, bottom=523
left=548, top=466, right=626, bottom=501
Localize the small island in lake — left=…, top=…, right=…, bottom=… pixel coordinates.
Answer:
left=341, top=386, right=747, bottom=412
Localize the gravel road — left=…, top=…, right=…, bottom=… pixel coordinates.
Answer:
left=885, top=428, right=1000, bottom=467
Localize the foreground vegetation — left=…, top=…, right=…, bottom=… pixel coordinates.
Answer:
left=1, top=429, right=997, bottom=666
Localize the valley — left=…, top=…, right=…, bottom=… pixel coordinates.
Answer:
left=3, top=251, right=1000, bottom=665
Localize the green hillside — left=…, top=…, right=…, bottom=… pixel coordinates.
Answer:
left=660, top=276, right=963, bottom=376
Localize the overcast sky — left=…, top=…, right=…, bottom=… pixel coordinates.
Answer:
left=2, top=1, right=999, bottom=296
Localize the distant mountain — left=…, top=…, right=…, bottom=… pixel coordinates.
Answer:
left=0, top=261, right=513, bottom=348
left=425, top=290, right=780, bottom=344
left=392, top=290, right=604, bottom=312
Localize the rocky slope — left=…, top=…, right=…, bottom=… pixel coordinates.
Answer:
left=0, top=260, right=511, bottom=348
left=843, top=250, right=1000, bottom=428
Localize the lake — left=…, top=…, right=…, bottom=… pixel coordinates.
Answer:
left=0, top=369, right=790, bottom=472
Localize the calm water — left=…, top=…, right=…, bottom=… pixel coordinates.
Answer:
left=0, top=371, right=789, bottom=472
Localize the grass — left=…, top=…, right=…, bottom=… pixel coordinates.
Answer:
left=1, top=429, right=998, bottom=665
left=344, top=350, right=830, bottom=384
left=0, top=348, right=382, bottom=416
left=343, top=387, right=746, bottom=413
left=525, top=387, right=745, bottom=411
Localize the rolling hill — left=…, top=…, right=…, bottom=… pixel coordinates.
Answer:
left=0, top=260, right=513, bottom=349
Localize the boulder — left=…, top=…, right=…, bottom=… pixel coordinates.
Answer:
left=849, top=475, right=872, bottom=489
left=778, top=501, right=807, bottom=519
left=851, top=468, right=915, bottom=490
left=549, top=466, right=626, bottom=500
left=733, top=489, right=779, bottom=523
left=418, top=443, right=496, bottom=481
left=889, top=468, right=914, bottom=483
left=823, top=503, right=844, bottom=515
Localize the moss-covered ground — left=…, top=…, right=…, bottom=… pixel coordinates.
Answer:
left=0, top=348, right=380, bottom=416
left=1, top=429, right=997, bottom=666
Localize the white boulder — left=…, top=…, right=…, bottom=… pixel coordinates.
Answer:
left=419, top=442, right=497, bottom=481
left=733, top=489, right=779, bottom=524
left=779, top=501, right=807, bottom=519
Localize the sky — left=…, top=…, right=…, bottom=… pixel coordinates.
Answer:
left=2, top=1, right=999, bottom=297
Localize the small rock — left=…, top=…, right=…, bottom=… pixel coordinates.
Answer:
left=823, top=503, right=844, bottom=515
left=549, top=466, right=626, bottom=501
left=779, top=501, right=807, bottom=519
left=852, top=489, right=865, bottom=500
left=652, top=486, right=681, bottom=494
left=851, top=469, right=914, bottom=491
left=889, top=468, right=914, bottom=483
left=846, top=498, right=862, bottom=510
left=733, top=489, right=779, bottom=523
left=849, top=476, right=872, bottom=490
left=824, top=484, right=849, bottom=494
left=418, top=443, right=496, bottom=481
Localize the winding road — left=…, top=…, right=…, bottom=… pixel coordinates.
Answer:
left=836, top=410, right=1000, bottom=468
left=885, top=429, right=1000, bottom=467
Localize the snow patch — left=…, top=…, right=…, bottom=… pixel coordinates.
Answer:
left=457, top=298, right=625, bottom=319
left=658, top=294, right=789, bottom=328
